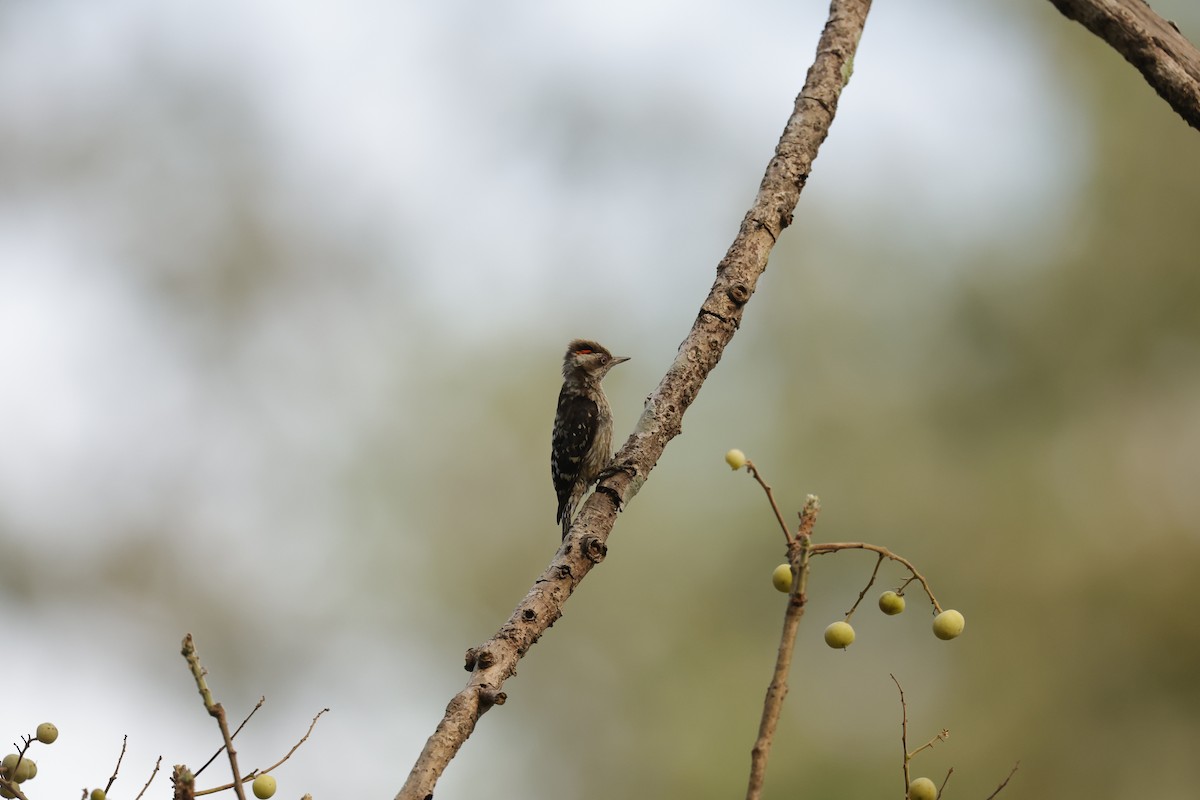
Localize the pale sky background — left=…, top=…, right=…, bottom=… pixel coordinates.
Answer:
left=1, top=0, right=1197, bottom=798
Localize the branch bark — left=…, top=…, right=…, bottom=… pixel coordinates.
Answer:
left=396, top=1, right=872, bottom=798
left=1047, top=0, right=1200, bottom=130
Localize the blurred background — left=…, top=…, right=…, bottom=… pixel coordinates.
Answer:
left=2, top=0, right=1199, bottom=797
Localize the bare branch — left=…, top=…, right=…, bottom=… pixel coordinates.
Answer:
left=196, top=708, right=330, bottom=796
left=745, top=496, right=821, bottom=800
left=937, top=767, right=954, bottom=797
left=983, top=762, right=1021, bottom=800
left=892, top=674, right=911, bottom=791
left=809, top=542, right=942, bottom=612
left=843, top=552, right=886, bottom=619
left=181, top=634, right=246, bottom=800
left=197, top=696, right=266, bottom=777
left=910, top=728, right=950, bottom=758
left=134, top=757, right=163, bottom=800
left=745, top=459, right=794, bottom=543
left=1047, top=0, right=1200, bottom=130
left=396, top=1, right=872, bottom=798
left=105, top=735, right=128, bottom=796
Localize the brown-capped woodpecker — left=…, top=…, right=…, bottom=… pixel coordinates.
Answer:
left=551, top=339, right=629, bottom=539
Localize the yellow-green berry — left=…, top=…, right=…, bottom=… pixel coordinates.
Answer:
left=36, top=722, right=58, bottom=744
left=724, top=449, right=747, bottom=470
left=771, top=563, right=793, bottom=593
left=0, top=754, right=18, bottom=779
left=1, top=786, right=15, bottom=799
left=907, top=776, right=937, bottom=800
left=13, top=758, right=35, bottom=782
left=932, top=609, right=965, bottom=640
left=91, top=790, right=107, bottom=800
left=878, top=590, right=906, bottom=615
left=823, top=620, right=855, bottom=649
left=252, top=774, right=277, bottom=799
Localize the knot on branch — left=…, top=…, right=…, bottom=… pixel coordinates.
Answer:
left=478, top=685, right=507, bottom=712
left=464, top=646, right=498, bottom=671
left=726, top=282, right=751, bottom=306
left=580, top=535, right=608, bottom=564
left=521, top=607, right=537, bottom=622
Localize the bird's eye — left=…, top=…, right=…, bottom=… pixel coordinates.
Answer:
left=599, top=355, right=609, bottom=364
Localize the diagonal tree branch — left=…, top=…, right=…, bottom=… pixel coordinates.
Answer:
left=396, top=1, right=872, bottom=798
left=1047, top=0, right=1200, bottom=130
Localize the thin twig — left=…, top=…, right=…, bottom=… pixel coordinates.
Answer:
left=810, top=542, right=942, bottom=612
left=181, top=634, right=247, bottom=800
left=257, top=708, right=329, bottom=774
left=232, top=697, right=267, bottom=741
left=105, top=735, right=128, bottom=795
left=0, top=734, right=34, bottom=800
left=197, top=696, right=266, bottom=777
left=937, top=767, right=954, bottom=797
left=745, top=460, right=793, bottom=543
left=911, top=729, right=950, bottom=758
left=195, top=709, right=330, bottom=797
left=134, top=756, right=163, bottom=800
left=844, top=552, right=885, bottom=619
left=892, top=674, right=911, bottom=791
left=983, top=762, right=1020, bottom=799
left=745, top=496, right=821, bottom=800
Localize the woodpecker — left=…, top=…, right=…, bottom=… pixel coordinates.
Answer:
left=551, top=339, right=629, bottom=539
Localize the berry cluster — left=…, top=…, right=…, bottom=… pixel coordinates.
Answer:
left=767, top=568, right=966, bottom=649
left=0, top=723, right=59, bottom=798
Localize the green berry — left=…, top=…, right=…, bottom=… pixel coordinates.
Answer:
left=878, top=591, right=906, bottom=615
left=91, top=790, right=107, bottom=800
left=36, top=722, right=58, bottom=744
left=771, top=563, right=793, bottom=593
left=907, top=776, right=937, bottom=800
left=14, top=758, right=35, bottom=782
left=1, top=786, right=15, bottom=799
left=0, top=754, right=18, bottom=779
left=252, top=774, right=277, bottom=799
left=724, top=449, right=747, bottom=470
left=823, top=620, right=855, bottom=649
left=932, top=609, right=965, bottom=640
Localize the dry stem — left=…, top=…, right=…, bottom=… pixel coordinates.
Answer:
left=810, top=542, right=942, bottom=613
left=181, top=634, right=246, bottom=800
left=1047, top=0, right=1200, bottom=130
left=745, top=459, right=793, bottom=543
left=984, top=762, right=1021, bottom=799
left=745, top=495, right=821, bottom=800
left=134, top=757, right=163, bottom=800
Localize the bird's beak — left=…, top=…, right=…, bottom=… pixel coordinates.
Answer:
left=612, top=356, right=631, bottom=365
